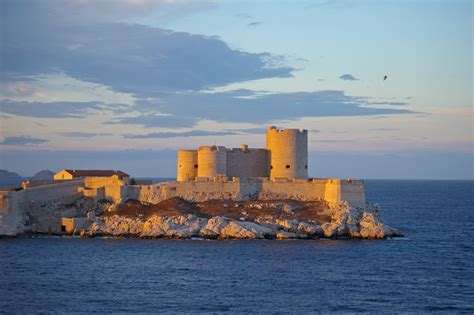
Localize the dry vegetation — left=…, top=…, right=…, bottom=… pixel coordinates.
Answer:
left=103, top=197, right=330, bottom=223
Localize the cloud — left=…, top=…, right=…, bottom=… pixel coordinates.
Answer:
left=1, top=1, right=293, bottom=98
left=339, top=74, right=358, bottom=81
left=0, top=1, right=419, bottom=135
left=314, top=139, right=356, bottom=143
left=226, top=128, right=267, bottom=134
left=58, top=132, right=113, bottom=138
left=0, top=80, right=37, bottom=97
left=0, top=100, right=124, bottom=118
left=2, top=0, right=216, bottom=25
left=305, top=0, right=360, bottom=9
left=109, top=89, right=416, bottom=127
left=247, top=22, right=263, bottom=27
left=0, top=136, right=49, bottom=145
left=236, top=13, right=253, bottom=19
left=123, top=127, right=271, bottom=139
left=106, top=114, right=199, bottom=128
left=0, top=90, right=416, bottom=128
left=124, top=130, right=239, bottom=139
left=367, top=101, right=408, bottom=106
left=368, top=128, right=400, bottom=132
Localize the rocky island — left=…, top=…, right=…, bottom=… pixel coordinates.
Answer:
left=0, top=126, right=402, bottom=240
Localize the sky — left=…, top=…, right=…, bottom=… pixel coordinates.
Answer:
left=0, top=0, right=472, bottom=179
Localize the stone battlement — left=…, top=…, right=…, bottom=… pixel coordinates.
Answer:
left=267, top=125, right=308, bottom=134
left=198, top=145, right=226, bottom=152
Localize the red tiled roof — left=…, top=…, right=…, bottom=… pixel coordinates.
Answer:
left=63, top=169, right=129, bottom=177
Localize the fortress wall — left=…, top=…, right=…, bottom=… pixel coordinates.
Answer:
left=177, top=150, right=198, bottom=181
left=23, top=180, right=84, bottom=203
left=340, top=179, right=366, bottom=209
left=61, top=217, right=89, bottom=234
left=198, top=146, right=227, bottom=178
left=22, top=180, right=58, bottom=189
left=1, top=178, right=366, bottom=236
left=104, top=185, right=128, bottom=202
left=0, top=180, right=85, bottom=235
left=84, top=176, right=124, bottom=188
left=81, top=187, right=105, bottom=200
left=132, top=178, right=365, bottom=208
left=174, top=179, right=241, bottom=202
left=136, top=184, right=170, bottom=204
left=0, top=191, right=24, bottom=235
left=126, top=185, right=141, bottom=200
left=226, top=147, right=270, bottom=178
left=266, top=126, right=308, bottom=180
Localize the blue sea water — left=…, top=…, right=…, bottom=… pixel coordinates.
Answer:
left=1, top=180, right=473, bottom=313
left=0, top=177, right=27, bottom=188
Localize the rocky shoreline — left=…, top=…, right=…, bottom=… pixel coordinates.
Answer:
left=12, top=197, right=402, bottom=240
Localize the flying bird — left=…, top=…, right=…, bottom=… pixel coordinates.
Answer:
left=383, top=75, right=388, bottom=81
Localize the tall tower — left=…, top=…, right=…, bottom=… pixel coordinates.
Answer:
left=266, top=126, right=308, bottom=180
left=176, top=150, right=198, bottom=181
left=197, top=146, right=227, bottom=178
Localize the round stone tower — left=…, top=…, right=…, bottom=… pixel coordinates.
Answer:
left=176, top=150, right=198, bottom=181
left=265, top=126, right=308, bottom=180
left=197, top=146, right=227, bottom=178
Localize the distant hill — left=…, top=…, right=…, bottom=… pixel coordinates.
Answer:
left=0, top=169, right=22, bottom=178
left=30, top=170, right=55, bottom=180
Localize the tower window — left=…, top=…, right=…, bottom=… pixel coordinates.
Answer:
left=194, top=164, right=198, bottom=168
left=270, top=165, right=273, bottom=170
left=305, top=165, right=308, bottom=169
left=286, top=165, right=290, bottom=169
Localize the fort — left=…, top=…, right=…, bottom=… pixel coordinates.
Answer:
left=0, top=126, right=394, bottom=239
left=177, top=126, right=308, bottom=180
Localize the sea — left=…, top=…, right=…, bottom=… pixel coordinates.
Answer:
left=1, top=180, right=473, bottom=313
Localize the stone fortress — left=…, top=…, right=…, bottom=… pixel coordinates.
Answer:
left=0, top=126, right=367, bottom=236
left=177, top=126, right=308, bottom=181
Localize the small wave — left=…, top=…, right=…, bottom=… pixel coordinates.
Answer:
left=388, top=237, right=410, bottom=241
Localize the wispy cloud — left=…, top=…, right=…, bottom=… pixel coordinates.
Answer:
left=0, top=136, right=49, bottom=145
left=124, top=130, right=239, bottom=139
left=368, top=128, right=400, bottom=132
left=58, top=132, right=113, bottom=138
left=123, top=127, right=271, bottom=139
left=367, top=101, right=408, bottom=106
left=235, top=13, right=253, bottom=19
left=107, top=89, right=416, bottom=128
left=106, top=114, right=199, bottom=128
left=247, top=21, right=263, bottom=27
left=339, top=74, right=358, bottom=81
left=312, top=139, right=356, bottom=143
left=0, top=100, right=125, bottom=118
left=0, top=80, right=37, bottom=97
left=305, top=0, right=361, bottom=9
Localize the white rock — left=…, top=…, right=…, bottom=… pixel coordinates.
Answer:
left=276, top=231, right=297, bottom=239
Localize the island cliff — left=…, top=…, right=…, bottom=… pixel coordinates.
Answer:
left=88, top=198, right=402, bottom=239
